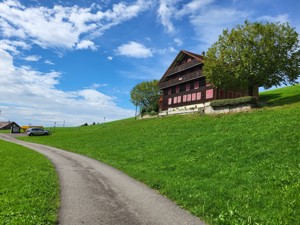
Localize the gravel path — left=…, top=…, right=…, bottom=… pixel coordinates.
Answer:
left=0, top=134, right=206, bottom=225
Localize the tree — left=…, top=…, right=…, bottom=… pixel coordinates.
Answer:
left=203, top=21, right=300, bottom=95
left=130, top=80, right=161, bottom=115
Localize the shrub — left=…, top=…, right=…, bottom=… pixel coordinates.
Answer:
left=210, top=96, right=257, bottom=108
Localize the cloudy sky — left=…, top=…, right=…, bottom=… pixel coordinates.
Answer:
left=0, top=0, right=299, bottom=126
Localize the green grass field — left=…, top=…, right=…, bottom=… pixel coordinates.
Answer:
left=0, top=140, right=59, bottom=225
left=20, top=85, right=300, bottom=225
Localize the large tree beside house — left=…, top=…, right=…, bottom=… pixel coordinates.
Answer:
left=203, top=21, right=300, bottom=95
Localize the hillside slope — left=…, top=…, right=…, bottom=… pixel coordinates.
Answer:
left=20, top=85, right=300, bottom=225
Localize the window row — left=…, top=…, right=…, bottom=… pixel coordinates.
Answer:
left=218, top=89, right=243, bottom=98
left=168, top=89, right=214, bottom=105
left=167, top=80, right=207, bottom=95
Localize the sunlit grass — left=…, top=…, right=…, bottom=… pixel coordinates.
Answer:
left=0, top=140, right=59, bottom=225
left=20, top=84, right=300, bottom=225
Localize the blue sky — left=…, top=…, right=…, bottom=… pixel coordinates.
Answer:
left=0, top=0, right=299, bottom=126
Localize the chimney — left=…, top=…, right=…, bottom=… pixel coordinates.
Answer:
left=202, top=51, right=205, bottom=56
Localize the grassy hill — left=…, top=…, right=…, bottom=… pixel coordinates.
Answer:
left=0, top=140, right=59, bottom=224
left=20, top=84, right=300, bottom=225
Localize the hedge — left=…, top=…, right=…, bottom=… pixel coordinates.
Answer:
left=210, top=96, right=257, bottom=108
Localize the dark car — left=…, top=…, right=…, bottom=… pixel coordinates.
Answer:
left=27, top=128, right=49, bottom=136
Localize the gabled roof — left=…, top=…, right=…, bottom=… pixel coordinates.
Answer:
left=158, top=50, right=204, bottom=84
left=0, top=122, right=10, bottom=129
left=0, top=121, right=20, bottom=130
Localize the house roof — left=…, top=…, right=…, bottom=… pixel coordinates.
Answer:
left=0, top=121, right=20, bottom=130
left=158, top=50, right=204, bottom=85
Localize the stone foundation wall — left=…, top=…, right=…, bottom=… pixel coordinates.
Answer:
left=159, top=102, right=253, bottom=116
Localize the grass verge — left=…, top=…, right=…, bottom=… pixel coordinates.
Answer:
left=19, top=85, right=300, bottom=225
left=0, top=140, right=59, bottom=225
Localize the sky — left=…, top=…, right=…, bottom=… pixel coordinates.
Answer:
left=0, top=0, right=299, bottom=127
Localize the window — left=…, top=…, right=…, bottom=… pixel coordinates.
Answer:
left=185, top=83, right=190, bottom=91
left=206, top=89, right=214, bottom=99
left=192, top=93, right=196, bottom=101
left=219, top=89, right=224, bottom=98
left=168, top=98, right=172, bottom=105
left=176, top=85, right=179, bottom=93
left=194, top=81, right=199, bottom=89
left=168, top=88, right=172, bottom=95
left=183, top=95, right=187, bottom=102
left=187, top=94, right=191, bottom=102
left=178, top=96, right=182, bottom=103
left=173, top=96, right=177, bottom=104
left=196, top=92, right=201, bottom=100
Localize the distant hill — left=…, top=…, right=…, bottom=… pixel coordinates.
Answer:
left=20, top=84, right=300, bottom=225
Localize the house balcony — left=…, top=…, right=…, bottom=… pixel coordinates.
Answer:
left=159, top=70, right=204, bottom=89
left=165, top=59, right=202, bottom=77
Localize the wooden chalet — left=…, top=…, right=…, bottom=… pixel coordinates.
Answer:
left=158, top=50, right=258, bottom=113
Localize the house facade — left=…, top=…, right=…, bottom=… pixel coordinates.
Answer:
left=158, top=50, right=258, bottom=114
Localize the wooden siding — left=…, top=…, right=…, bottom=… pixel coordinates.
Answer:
left=159, top=70, right=203, bottom=89
left=164, top=59, right=202, bottom=77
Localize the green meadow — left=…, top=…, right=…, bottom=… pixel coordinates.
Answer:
left=20, top=85, right=300, bottom=225
left=0, top=140, right=59, bottom=225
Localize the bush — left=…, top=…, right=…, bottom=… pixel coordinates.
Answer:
left=148, top=110, right=158, bottom=116
left=210, top=96, right=257, bottom=108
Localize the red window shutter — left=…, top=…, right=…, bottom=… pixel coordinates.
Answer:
left=206, top=89, right=214, bottom=99
left=192, top=93, right=196, bottom=101
left=178, top=96, right=182, bottom=103
left=187, top=94, right=191, bottom=102
left=168, top=98, right=172, bottom=105
left=173, top=96, right=177, bottom=104
left=194, top=81, right=199, bottom=89
left=183, top=95, right=187, bottom=102
left=196, top=92, right=201, bottom=100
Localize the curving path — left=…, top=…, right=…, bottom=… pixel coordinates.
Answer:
left=0, top=134, right=206, bottom=225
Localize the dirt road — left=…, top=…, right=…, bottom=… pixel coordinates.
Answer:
left=0, top=134, right=205, bottom=225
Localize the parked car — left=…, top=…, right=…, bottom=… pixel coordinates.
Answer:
left=27, top=128, right=49, bottom=136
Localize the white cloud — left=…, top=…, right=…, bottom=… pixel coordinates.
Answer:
left=154, top=46, right=176, bottom=55
left=76, top=40, right=97, bottom=50
left=0, top=49, right=134, bottom=126
left=176, top=0, right=214, bottom=17
left=157, top=0, right=214, bottom=33
left=0, top=0, right=152, bottom=51
left=257, top=14, right=289, bottom=23
left=157, top=0, right=177, bottom=33
left=24, top=55, right=41, bottom=61
left=87, top=83, right=108, bottom=89
left=174, top=38, right=183, bottom=46
left=107, top=56, right=113, bottom=60
left=189, top=8, right=251, bottom=47
left=156, top=0, right=251, bottom=49
left=116, top=41, right=153, bottom=58
left=0, top=39, right=30, bottom=54
left=44, top=60, right=54, bottom=65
